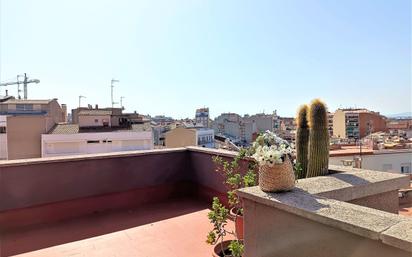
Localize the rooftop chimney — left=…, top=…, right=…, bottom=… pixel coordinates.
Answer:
left=61, top=104, right=67, bottom=123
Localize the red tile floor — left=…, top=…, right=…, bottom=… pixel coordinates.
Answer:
left=1, top=198, right=234, bottom=257
left=399, top=203, right=412, bottom=217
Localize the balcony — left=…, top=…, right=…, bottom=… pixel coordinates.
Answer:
left=0, top=147, right=411, bottom=257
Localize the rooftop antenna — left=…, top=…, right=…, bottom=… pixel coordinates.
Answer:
left=111, top=79, right=119, bottom=108
left=16, top=74, right=23, bottom=99
left=120, top=96, right=125, bottom=109
left=79, top=95, right=86, bottom=108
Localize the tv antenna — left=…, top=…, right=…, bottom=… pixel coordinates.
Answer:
left=111, top=79, right=119, bottom=108
left=120, top=96, right=125, bottom=109
left=79, top=95, right=86, bottom=108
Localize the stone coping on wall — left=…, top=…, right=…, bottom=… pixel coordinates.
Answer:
left=0, top=146, right=237, bottom=167
left=0, top=148, right=188, bottom=167
left=296, top=166, right=410, bottom=201
left=237, top=186, right=412, bottom=252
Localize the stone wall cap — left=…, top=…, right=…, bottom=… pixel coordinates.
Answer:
left=0, top=148, right=188, bottom=167
left=237, top=186, right=412, bottom=252
left=185, top=146, right=238, bottom=158
left=296, top=166, right=410, bottom=201
left=381, top=220, right=412, bottom=252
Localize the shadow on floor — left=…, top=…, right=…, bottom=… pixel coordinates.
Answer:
left=1, top=197, right=208, bottom=257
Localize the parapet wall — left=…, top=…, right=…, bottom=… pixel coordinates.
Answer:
left=238, top=170, right=411, bottom=257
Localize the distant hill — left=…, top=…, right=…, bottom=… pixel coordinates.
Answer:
left=385, top=112, right=412, bottom=119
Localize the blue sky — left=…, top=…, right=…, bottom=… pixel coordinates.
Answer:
left=1, top=0, right=410, bottom=118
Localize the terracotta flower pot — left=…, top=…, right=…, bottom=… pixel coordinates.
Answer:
left=230, top=208, right=244, bottom=240
left=212, top=240, right=243, bottom=257
left=259, top=156, right=295, bottom=192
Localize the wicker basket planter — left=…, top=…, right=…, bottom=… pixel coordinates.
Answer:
left=258, top=156, right=295, bottom=192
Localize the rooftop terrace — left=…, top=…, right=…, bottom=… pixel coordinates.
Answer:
left=0, top=147, right=410, bottom=257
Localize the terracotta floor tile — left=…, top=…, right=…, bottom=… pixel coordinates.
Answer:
left=3, top=198, right=231, bottom=257
left=399, top=203, right=412, bottom=217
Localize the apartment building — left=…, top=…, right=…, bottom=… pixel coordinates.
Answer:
left=164, top=126, right=214, bottom=148
left=387, top=118, right=412, bottom=138
left=275, top=117, right=296, bottom=142
left=195, top=107, right=210, bottom=128
left=244, top=112, right=277, bottom=133
left=71, top=106, right=122, bottom=125
left=0, top=97, right=66, bottom=159
left=330, top=146, right=412, bottom=175
left=213, top=112, right=280, bottom=143
left=328, top=112, right=334, bottom=136
left=333, top=109, right=386, bottom=140
left=42, top=107, right=153, bottom=157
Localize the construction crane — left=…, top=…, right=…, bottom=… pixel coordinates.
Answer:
left=0, top=73, right=40, bottom=99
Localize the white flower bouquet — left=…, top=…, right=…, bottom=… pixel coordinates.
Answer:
left=250, top=131, right=296, bottom=192
left=251, top=131, right=294, bottom=167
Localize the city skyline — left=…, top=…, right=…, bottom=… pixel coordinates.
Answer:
left=1, top=0, right=411, bottom=118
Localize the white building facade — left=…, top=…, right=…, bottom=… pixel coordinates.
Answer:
left=196, top=128, right=215, bottom=148
left=330, top=150, right=412, bottom=175
left=42, top=131, right=153, bottom=157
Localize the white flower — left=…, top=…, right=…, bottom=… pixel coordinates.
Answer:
left=249, top=131, right=292, bottom=166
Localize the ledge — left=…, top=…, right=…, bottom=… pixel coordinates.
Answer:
left=185, top=146, right=238, bottom=158
left=237, top=186, right=412, bottom=252
left=0, top=146, right=239, bottom=167
left=296, top=166, right=410, bottom=201
left=0, top=148, right=187, bottom=167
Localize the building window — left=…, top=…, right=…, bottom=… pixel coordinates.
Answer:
left=94, top=119, right=99, bottom=123
left=401, top=163, right=411, bottom=174
left=0, top=127, right=6, bottom=133
left=87, top=140, right=100, bottom=144
left=16, top=104, right=33, bottom=111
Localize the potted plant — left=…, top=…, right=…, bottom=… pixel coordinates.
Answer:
left=207, top=132, right=296, bottom=255
left=212, top=149, right=257, bottom=239
left=207, top=149, right=257, bottom=256
left=207, top=197, right=244, bottom=257
left=250, top=131, right=295, bottom=192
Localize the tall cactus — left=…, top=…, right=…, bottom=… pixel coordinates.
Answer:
left=295, top=105, right=309, bottom=179
left=306, top=99, right=330, bottom=178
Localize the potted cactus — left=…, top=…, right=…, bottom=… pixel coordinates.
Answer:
left=294, top=99, right=330, bottom=178
left=306, top=99, right=330, bottom=177
left=295, top=105, right=309, bottom=179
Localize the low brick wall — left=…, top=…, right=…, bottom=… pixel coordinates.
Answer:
left=0, top=148, right=233, bottom=230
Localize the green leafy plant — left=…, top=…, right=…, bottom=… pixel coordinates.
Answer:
left=211, top=148, right=257, bottom=213
left=207, top=197, right=243, bottom=257
left=207, top=149, right=257, bottom=256
left=207, top=132, right=302, bottom=256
